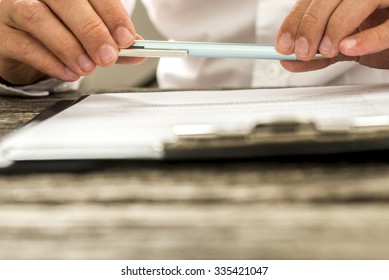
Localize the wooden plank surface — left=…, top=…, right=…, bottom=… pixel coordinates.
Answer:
left=1, top=91, right=389, bottom=260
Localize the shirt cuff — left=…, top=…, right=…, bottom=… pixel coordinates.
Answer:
left=0, top=78, right=82, bottom=97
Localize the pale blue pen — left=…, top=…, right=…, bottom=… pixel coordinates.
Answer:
left=119, top=40, right=324, bottom=60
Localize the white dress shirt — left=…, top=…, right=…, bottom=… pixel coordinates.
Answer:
left=133, top=0, right=389, bottom=88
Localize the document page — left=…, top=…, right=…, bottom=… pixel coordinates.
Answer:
left=2, top=84, right=389, bottom=163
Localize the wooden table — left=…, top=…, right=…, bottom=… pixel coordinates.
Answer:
left=1, top=90, right=389, bottom=260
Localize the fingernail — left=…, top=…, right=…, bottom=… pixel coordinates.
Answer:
left=98, top=44, right=118, bottom=65
left=319, top=36, right=332, bottom=55
left=78, top=54, right=95, bottom=72
left=342, top=38, right=357, bottom=50
left=277, top=32, right=293, bottom=51
left=64, top=67, right=80, bottom=79
left=295, top=37, right=309, bottom=58
left=115, top=26, right=133, bottom=47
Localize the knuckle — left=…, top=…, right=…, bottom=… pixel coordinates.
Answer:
left=328, top=12, right=346, bottom=28
left=288, top=2, right=307, bottom=18
left=103, top=6, right=127, bottom=27
left=36, top=52, right=54, bottom=70
left=8, top=35, right=34, bottom=59
left=301, top=12, right=321, bottom=28
left=54, top=35, right=77, bottom=58
left=284, top=6, right=305, bottom=27
left=15, top=0, right=47, bottom=26
left=79, top=19, right=106, bottom=38
left=103, top=5, right=119, bottom=18
left=372, top=25, right=389, bottom=47
left=18, top=39, right=35, bottom=60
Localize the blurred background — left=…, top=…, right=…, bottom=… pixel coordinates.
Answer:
left=81, top=1, right=164, bottom=91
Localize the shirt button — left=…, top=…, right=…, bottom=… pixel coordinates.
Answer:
left=264, top=63, right=281, bottom=78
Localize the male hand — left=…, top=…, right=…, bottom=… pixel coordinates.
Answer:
left=0, top=0, right=144, bottom=85
left=275, top=0, right=389, bottom=72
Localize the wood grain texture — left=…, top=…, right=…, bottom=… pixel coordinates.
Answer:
left=1, top=91, right=389, bottom=260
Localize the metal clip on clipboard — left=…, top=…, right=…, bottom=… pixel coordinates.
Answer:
left=163, top=116, right=389, bottom=159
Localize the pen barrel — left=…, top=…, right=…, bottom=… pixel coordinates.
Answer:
left=132, top=40, right=307, bottom=60
left=188, top=44, right=297, bottom=60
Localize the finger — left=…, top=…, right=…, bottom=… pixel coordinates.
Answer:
left=116, top=56, right=147, bottom=65
left=276, top=0, right=313, bottom=55
left=4, top=0, right=96, bottom=76
left=43, top=0, right=121, bottom=67
left=0, top=26, right=80, bottom=84
left=340, top=15, right=389, bottom=56
left=89, top=0, right=136, bottom=48
left=319, top=0, right=379, bottom=58
left=116, top=34, right=147, bottom=64
left=293, top=0, right=343, bottom=60
left=280, top=54, right=355, bottom=72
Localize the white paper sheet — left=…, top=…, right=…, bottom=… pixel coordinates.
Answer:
left=2, top=84, right=389, bottom=164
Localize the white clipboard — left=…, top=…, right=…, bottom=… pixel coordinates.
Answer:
left=2, top=84, right=389, bottom=170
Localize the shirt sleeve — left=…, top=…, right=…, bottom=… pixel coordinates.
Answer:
left=0, top=78, right=82, bottom=97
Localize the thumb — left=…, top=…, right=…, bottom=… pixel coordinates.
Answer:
left=340, top=21, right=389, bottom=56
